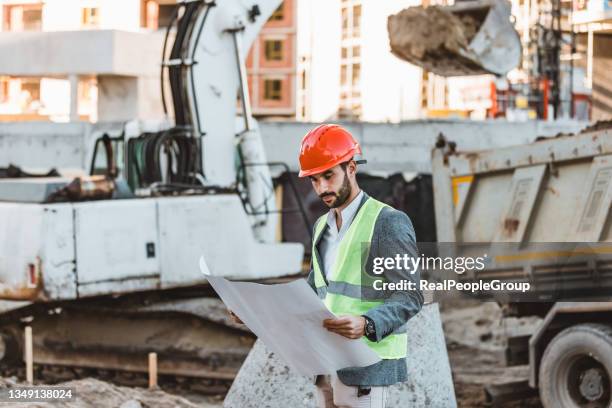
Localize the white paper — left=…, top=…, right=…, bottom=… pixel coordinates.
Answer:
left=199, top=257, right=381, bottom=376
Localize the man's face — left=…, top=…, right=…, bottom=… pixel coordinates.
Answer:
left=308, top=164, right=352, bottom=208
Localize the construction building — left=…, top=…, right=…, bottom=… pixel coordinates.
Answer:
left=0, top=0, right=167, bottom=122
left=296, top=0, right=423, bottom=122
left=0, top=0, right=428, bottom=123
left=245, top=0, right=298, bottom=118
left=573, top=0, right=612, bottom=120
left=2, top=0, right=605, bottom=123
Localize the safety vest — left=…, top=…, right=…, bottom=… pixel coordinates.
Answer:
left=312, top=196, right=408, bottom=360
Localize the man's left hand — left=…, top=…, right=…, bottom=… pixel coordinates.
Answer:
left=323, top=315, right=365, bottom=339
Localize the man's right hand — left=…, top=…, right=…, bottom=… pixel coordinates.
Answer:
left=228, top=310, right=243, bottom=324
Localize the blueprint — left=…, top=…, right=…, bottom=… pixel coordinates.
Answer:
left=200, top=257, right=381, bottom=376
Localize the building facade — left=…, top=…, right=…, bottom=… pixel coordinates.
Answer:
left=294, top=0, right=424, bottom=122
left=0, top=0, right=303, bottom=122
left=573, top=0, right=612, bottom=120
left=0, top=0, right=166, bottom=122
left=246, top=0, right=298, bottom=118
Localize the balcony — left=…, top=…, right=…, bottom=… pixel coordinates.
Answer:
left=0, top=30, right=164, bottom=122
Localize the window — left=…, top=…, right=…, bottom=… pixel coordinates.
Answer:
left=263, top=79, right=282, bottom=101
left=23, top=5, right=42, bottom=30
left=79, top=78, right=97, bottom=100
left=20, top=78, right=41, bottom=111
left=341, top=64, right=348, bottom=86
left=21, top=79, right=40, bottom=101
left=352, top=63, right=360, bottom=86
left=0, top=77, right=9, bottom=103
left=158, top=4, right=178, bottom=29
left=142, top=0, right=159, bottom=29
left=4, top=4, right=43, bottom=31
left=270, top=4, right=284, bottom=21
left=353, top=46, right=360, bottom=58
left=141, top=0, right=178, bottom=29
left=264, top=40, right=283, bottom=61
left=353, top=5, right=361, bottom=35
left=82, top=7, right=100, bottom=27
left=341, top=7, right=349, bottom=30
left=341, top=47, right=348, bottom=59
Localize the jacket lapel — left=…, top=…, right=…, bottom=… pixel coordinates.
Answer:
left=313, top=191, right=370, bottom=285
left=313, top=222, right=328, bottom=285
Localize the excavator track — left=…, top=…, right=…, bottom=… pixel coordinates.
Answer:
left=0, top=279, right=310, bottom=392
left=0, top=276, right=306, bottom=396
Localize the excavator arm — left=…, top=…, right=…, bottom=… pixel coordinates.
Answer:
left=158, top=0, right=284, bottom=242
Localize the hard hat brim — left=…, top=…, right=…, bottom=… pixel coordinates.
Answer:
left=298, top=149, right=360, bottom=177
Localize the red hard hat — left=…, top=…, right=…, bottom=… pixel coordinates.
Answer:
left=298, top=124, right=362, bottom=177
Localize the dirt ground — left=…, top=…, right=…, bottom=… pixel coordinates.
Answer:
left=0, top=377, right=223, bottom=408
left=440, top=297, right=543, bottom=407
left=0, top=299, right=543, bottom=407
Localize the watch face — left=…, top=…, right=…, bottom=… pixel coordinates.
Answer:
left=366, top=320, right=374, bottom=335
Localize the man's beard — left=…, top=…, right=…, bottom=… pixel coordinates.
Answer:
left=321, top=172, right=352, bottom=208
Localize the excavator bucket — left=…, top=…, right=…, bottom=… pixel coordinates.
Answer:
left=388, top=0, right=521, bottom=76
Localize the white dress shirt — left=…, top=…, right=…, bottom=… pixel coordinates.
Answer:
left=319, top=190, right=364, bottom=280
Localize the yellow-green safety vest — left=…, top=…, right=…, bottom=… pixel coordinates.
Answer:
left=312, top=196, right=407, bottom=360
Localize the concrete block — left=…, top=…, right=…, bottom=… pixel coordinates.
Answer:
left=387, top=303, right=457, bottom=407
left=224, top=303, right=456, bottom=408
left=224, top=340, right=317, bottom=408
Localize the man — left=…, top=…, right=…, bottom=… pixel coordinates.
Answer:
left=299, top=124, right=424, bottom=408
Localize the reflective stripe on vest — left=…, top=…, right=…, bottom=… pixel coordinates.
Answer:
left=312, top=197, right=407, bottom=360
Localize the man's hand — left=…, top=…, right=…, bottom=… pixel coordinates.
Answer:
left=228, top=310, right=243, bottom=324
left=323, top=315, right=365, bottom=339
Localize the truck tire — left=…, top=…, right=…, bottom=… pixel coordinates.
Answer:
left=539, top=323, right=612, bottom=408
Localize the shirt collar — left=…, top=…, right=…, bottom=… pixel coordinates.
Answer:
left=326, top=190, right=364, bottom=233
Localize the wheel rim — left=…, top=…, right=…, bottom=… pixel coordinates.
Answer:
left=558, top=353, right=611, bottom=407
left=579, top=368, right=606, bottom=401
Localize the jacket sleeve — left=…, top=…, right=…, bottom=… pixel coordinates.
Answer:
left=306, top=222, right=317, bottom=293
left=306, top=259, right=316, bottom=292
left=363, top=208, right=424, bottom=342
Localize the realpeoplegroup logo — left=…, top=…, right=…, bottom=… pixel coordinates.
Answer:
left=370, top=277, right=532, bottom=294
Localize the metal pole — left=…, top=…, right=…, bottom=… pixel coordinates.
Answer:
left=586, top=24, right=593, bottom=91
left=231, top=30, right=254, bottom=132
left=569, top=2, right=575, bottom=118
left=148, top=352, right=158, bottom=389
left=25, top=326, right=33, bottom=384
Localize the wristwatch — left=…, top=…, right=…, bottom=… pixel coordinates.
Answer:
left=362, top=315, right=376, bottom=341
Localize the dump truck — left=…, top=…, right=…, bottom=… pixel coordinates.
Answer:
left=431, top=121, right=612, bottom=407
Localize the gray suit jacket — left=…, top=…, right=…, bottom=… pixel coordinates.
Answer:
left=306, top=192, right=424, bottom=387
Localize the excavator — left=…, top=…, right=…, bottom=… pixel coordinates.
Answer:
left=0, top=0, right=307, bottom=392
